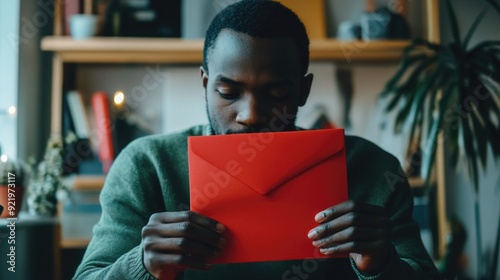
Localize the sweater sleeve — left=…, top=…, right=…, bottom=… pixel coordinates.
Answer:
left=73, top=139, right=164, bottom=280
left=348, top=153, right=441, bottom=280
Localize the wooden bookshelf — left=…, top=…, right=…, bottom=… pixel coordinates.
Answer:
left=60, top=238, right=90, bottom=249
left=63, top=174, right=424, bottom=191
left=65, top=175, right=106, bottom=191
left=41, top=36, right=411, bottom=64
left=42, top=36, right=413, bottom=136
left=408, top=177, right=425, bottom=188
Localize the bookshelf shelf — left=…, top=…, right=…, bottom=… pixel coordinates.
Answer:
left=65, top=175, right=106, bottom=191
left=57, top=173, right=425, bottom=250
left=60, top=238, right=90, bottom=249
left=41, top=36, right=411, bottom=64
left=63, top=174, right=425, bottom=192
left=408, top=177, right=425, bottom=188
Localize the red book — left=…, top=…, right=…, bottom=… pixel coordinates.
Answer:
left=91, top=91, right=115, bottom=173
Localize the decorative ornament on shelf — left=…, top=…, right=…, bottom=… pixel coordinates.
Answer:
left=26, top=137, right=71, bottom=217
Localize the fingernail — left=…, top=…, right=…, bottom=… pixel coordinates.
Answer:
left=315, top=212, right=325, bottom=222
left=307, top=229, right=317, bottom=239
left=312, top=240, right=321, bottom=247
left=320, top=248, right=329, bottom=255
left=216, top=223, right=226, bottom=233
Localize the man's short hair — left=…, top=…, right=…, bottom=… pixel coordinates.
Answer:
left=203, top=0, right=310, bottom=76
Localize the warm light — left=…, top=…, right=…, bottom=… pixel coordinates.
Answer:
left=113, top=91, right=125, bottom=106
left=7, top=106, right=16, bottom=115
left=0, top=154, right=7, bottom=163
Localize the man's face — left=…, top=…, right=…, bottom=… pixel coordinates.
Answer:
left=201, top=30, right=313, bottom=135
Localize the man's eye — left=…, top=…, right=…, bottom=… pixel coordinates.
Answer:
left=216, top=89, right=239, bottom=99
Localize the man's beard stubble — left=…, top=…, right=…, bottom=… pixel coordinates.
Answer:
left=205, top=101, right=298, bottom=135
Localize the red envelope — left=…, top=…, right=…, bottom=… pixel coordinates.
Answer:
left=188, top=129, right=348, bottom=264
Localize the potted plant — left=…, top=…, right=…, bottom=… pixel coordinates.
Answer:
left=0, top=159, right=27, bottom=218
left=380, top=0, right=500, bottom=279
left=26, top=137, right=70, bottom=217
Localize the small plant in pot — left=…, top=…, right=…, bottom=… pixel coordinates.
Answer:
left=0, top=159, right=27, bottom=218
left=26, top=137, right=70, bottom=217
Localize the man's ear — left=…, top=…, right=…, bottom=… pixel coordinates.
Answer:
left=298, top=73, right=313, bottom=107
left=200, top=66, right=208, bottom=92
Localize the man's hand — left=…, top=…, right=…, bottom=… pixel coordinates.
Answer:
left=142, top=211, right=226, bottom=279
left=307, top=201, right=393, bottom=274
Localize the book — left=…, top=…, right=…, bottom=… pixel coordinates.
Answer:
left=66, top=91, right=91, bottom=139
left=62, top=93, right=78, bottom=174
left=91, top=91, right=115, bottom=173
left=63, top=91, right=95, bottom=174
left=277, top=0, right=326, bottom=39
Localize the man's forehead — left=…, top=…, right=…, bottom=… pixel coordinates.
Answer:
left=207, top=29, right=301, bottom=76
left=212, top=29, right=296, bottom=52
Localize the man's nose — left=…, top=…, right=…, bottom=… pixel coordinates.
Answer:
left=235, top=95, right=267, bottom=128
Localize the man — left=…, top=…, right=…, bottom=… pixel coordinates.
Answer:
left=74, top=1, right=439, bottom=279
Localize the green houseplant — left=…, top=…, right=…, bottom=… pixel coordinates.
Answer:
left=380, top=0, right=500, bottom=279
left=26, top=137, right=70, bottom=217
left=0, top=159, right=27, bottom=218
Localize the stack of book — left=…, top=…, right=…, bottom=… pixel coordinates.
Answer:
left=62, top=90, right=115, bottom=175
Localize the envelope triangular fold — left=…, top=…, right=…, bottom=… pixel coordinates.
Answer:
left=189, top=129, right=344, bottom=195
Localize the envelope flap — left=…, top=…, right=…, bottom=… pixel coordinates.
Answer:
left=189, top=129, right=344, bottom=195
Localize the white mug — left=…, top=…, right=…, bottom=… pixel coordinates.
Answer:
left=70, top=14, right=98, bottom=40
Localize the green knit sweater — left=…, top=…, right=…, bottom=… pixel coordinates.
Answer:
left=73, top=125, right=439, bottom=280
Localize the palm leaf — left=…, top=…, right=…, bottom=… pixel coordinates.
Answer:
left=463, top=116, right=480, bottom=192
left=469, top=96, right=489, bottom=169
left=448, top=116, right=460, bottom=169
left=463, top=8, right=488, bottom=50
left=478, top=78, right=500, bottom=158
left=421, top=116, right=440, bottom=184
left=479, top=75, right=500, bottom=123
left=382, top=54, right=430, bottom=95
left=394, top=91, right=417, bottom=132
left=493, top=122, right=500, bottom=157
left=445, top=0, right=461, bottom=44
left=486, top=0, right=500, bottom=14
left=382, top=39, right=443, bottom=97
left=425, top=86, right=440, bottom=142
left=422, top=81, right=456, bottom=182
left=484, top=48, right=500, bottom=76
left=425, top=69, right=451, bottom=138
left=412, top=37, right=442, bottom=52
left=385, top=57, right=437, bottom=112
left=475, top=91, right=500, bottom=158
left=472, top=56, right=500, bottom=81
left=405, top=67, right=443, bottom=139
left=470, top=40, right=500, bottom=54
